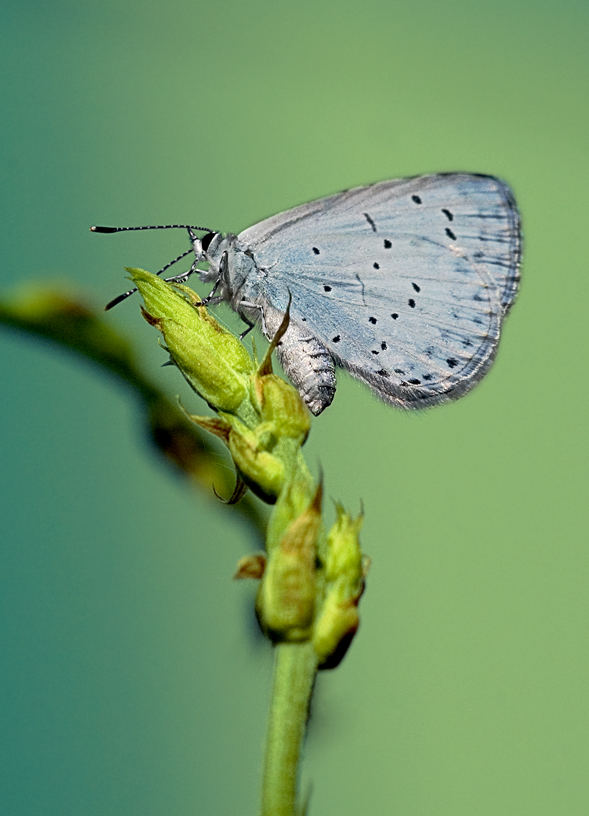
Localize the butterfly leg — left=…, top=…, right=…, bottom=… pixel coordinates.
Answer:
left=166, top=252, right=226, bottom=304
left=238, top=319, right=255, bottom=341
left=201, top=275, right=225, bottom=306
left=164, top=258, right=199, bottom=286
left=237, top=300, right=269, bottom=340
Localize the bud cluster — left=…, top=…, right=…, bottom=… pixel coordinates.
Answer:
left=131, top=268, right=367, bottom=668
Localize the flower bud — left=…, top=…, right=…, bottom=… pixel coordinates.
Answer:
left=313, top=506, right=366, bottom=669
left=257, top=485, right=322, bottom=640
left=254, top=373, right=311, bottom=443
left=131, top=268, right=254, bottom=413
left=228, top=424, right=286, bottom=502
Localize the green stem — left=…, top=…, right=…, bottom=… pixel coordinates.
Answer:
left=261, top=642, right=318, bottom=816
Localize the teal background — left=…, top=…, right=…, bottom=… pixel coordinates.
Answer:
left=1, top=1, right=588, bottom=814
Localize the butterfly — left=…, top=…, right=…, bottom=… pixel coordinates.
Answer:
left=93, top=172, right=521, bottom=415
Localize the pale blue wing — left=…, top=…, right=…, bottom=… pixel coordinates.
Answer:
left=237, top=173, right=521, bottom=408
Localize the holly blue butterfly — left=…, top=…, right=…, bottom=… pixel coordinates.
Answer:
left=94, top=173, right=521, bottom=415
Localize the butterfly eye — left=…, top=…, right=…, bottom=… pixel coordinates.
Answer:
left=201, top=231, right=217, bottom=252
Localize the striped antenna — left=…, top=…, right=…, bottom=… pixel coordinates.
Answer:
left=90, top=223, right=213, bottom=234
left=93, top=223, right=211, bottom=310
left=104, top=248, right=197, bottom=310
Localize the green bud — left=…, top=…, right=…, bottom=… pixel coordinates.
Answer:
left=324, top=505, right=364, bottom=582
left=254, top=373, right=311, bottom=443
left=313, top=506, right=366, bottom=669
left=257, top=485, right=323, bottom=641
left=228, top=422, right=286, bottom=502
left=130, top=268, right=254, bottom=413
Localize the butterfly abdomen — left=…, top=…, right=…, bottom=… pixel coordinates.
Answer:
left=261, top=305, right=336, bottom=415
left=276, top=333, right=336, bottom=416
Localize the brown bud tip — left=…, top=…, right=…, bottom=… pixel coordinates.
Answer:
left=234, top=554, right=267, bottom=580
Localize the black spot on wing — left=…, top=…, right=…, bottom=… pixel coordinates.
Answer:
left=363, top=212, right=377, bottom=232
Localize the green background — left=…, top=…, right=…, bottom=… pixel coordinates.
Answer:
left=1, top=1, right=587, bottom=814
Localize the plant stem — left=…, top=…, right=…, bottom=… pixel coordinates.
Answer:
left=261, top=641, right=318, bottom=816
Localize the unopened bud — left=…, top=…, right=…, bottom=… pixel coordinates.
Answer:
left=131, top=268, right=254, bottom=412
left=257, top=484, right=323, bottom=640
left=313, top=506, right=366, bottom=668
left=227, top=423, right=286, bottom=502
left=254, top=373, right=311, bottom=443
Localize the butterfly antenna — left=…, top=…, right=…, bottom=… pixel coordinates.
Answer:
left=103, top=247, right=197, bottom=310
left=90, top=223, right=213, bottom=234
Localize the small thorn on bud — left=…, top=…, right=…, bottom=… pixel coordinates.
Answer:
left=234, top=554, right=266, bottom=580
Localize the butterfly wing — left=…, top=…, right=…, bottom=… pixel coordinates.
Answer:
left=237, top=173, right=521, bottom=409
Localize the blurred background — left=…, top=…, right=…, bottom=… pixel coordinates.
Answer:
left=1, top=0, right=587, bottom=814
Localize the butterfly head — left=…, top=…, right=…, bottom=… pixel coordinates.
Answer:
left=195, top=230, right=224, bottom=283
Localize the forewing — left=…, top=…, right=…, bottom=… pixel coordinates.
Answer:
left=238, top=174, right=521, bottom=408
